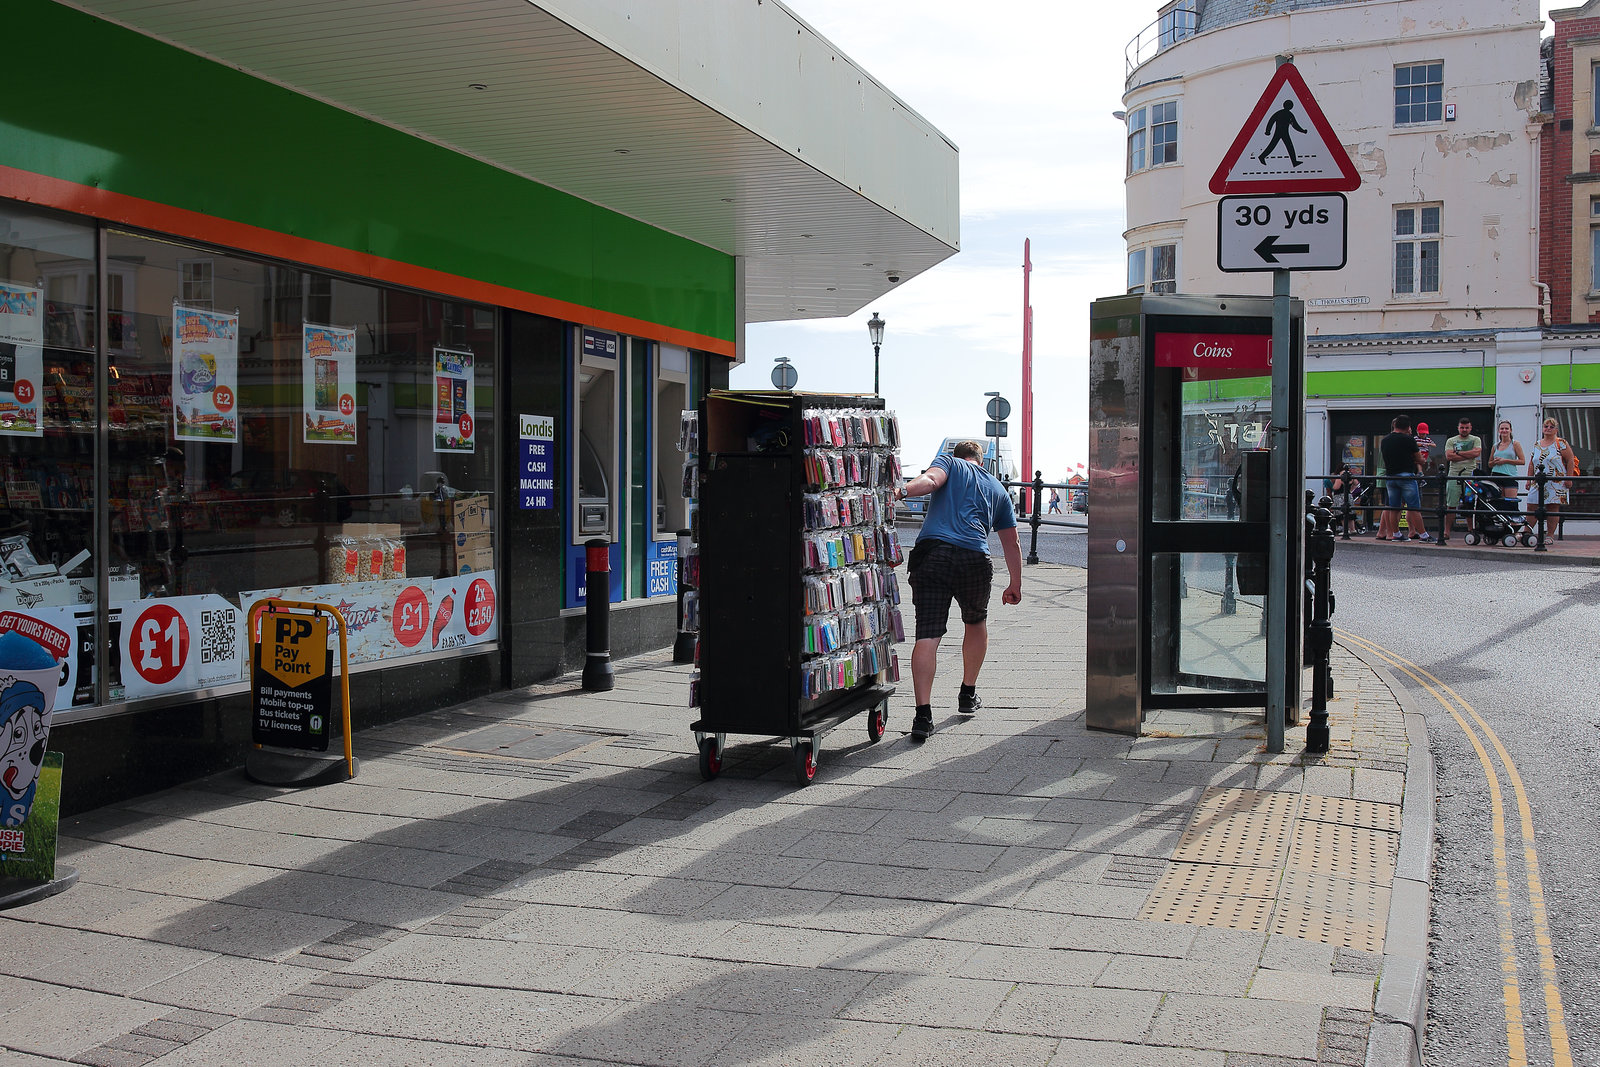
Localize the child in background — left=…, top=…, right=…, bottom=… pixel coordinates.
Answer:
left=1414, top=422, right=1435, bottom=473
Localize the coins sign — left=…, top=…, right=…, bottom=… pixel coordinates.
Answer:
left=133, top=603, right=189, bottom=685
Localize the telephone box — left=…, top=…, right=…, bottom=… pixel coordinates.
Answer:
left=1085, top=294, right=1304, bottom=735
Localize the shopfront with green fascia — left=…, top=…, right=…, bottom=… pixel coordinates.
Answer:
left=0, top=0, right=735, bottom=810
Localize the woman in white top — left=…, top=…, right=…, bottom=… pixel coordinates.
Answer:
left=1525, top=416, right=1578, bottom=540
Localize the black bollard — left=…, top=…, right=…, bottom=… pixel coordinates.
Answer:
left=582, top=537, right=615, bottom=691
left=672, top=529, right=696, bottom=664
left=1026, top=471, right=1043, bottom=565
left=1533, top=470, right=1548, bottom=552
left=1305, top=506, right=1336, bottom=753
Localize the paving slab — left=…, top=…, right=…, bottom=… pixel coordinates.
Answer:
left=3, top=563, right=1426, bottom=1067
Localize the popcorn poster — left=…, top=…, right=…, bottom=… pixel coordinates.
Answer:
left=433, top=347, right=476, bottom=454
left=172, top=304, right=239, bottom=442
left=0, top=281, right=44, bottom=438
left=303, top=323, right=358, bottom=444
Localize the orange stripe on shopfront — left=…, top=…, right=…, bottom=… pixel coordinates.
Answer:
left=0, top=164, right=736, bottom=358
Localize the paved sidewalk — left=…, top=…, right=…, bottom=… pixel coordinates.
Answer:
left=1, top=564, right=1429, bottom=1067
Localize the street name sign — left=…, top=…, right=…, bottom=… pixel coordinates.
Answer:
left=1209, top=62, right=1360, bottom=195
left=1218, top=193, right=1347, bottom=272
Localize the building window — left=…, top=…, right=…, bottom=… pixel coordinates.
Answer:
left=1127, top=108, right=1147, bottom=174
left=1394, top=205, right=1441, bottom=295
left=1395, top=62, right=1444, bottom=126
left=1151, top=244, right=1177, bottom=293
left=178, top=259, right=213, bottom=307
left=1157, top=0, right=1196, bottom=48
left=1593, top=64, right=1600, bottom=127
left=1150, top=102, right=1178, bottom=165
left=1127, top=244, right=1177, bottom=294
left=654, top=346, right=690, bottom=537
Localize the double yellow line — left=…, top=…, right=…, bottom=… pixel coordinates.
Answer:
left=1338, top=629, right=1571, bottom=1067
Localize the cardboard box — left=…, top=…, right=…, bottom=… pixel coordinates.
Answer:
left=452, top=530, right=491, bottom=552
left=455, top=547, right=495, bottom=575
left=450, top=494, right=491, bottom=532
left=0, top=575, right=72, bottom=611
left=340, top=523, right=402, bottom=539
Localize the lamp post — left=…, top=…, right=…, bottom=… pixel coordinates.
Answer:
left=867, top=311, right=885, bottom=396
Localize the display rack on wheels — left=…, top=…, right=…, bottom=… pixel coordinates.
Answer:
left=690, top=390, right=906, bottom=786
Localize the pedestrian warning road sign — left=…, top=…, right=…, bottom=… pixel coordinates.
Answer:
left=1209, top=63, right=1360, bottom=195
left=1218, top=193, right=1348, bottom=272
left=252, top=611, right=333, bottom=751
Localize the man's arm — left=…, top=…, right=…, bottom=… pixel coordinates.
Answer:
left=997, top=527, right=1023, bottom=605
left=898, top=465, right=948, bottom=499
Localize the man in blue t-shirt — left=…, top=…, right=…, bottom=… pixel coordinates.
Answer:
left=894, top=441, right=1023, bottom=742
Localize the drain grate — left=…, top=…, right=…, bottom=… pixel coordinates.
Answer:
left=1300, top=795, right=1400, bottom=833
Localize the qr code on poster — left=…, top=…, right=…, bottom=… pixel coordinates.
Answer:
left=200, top=608, right=237, bottom=665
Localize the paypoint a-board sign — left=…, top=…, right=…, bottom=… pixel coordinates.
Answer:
left=252, top=613, right=333, bottom=751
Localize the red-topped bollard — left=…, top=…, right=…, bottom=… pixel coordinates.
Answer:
left=582, top=538, right=614, bottom=691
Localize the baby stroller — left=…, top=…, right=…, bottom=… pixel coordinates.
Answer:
left=1459, top=475, right=1531, bottom=547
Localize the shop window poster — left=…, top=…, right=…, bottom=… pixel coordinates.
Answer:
left=172, top=304, right=239, bottom=442
left=433, top=347, right=476, bottom=454
left=0, top=281, right=44, bottom=438
left=303, top=323, right=357, bottom=444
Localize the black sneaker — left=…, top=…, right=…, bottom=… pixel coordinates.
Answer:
left=910, top=710, right=933, bottom=742
left=958, top=690, right=982, bottom=715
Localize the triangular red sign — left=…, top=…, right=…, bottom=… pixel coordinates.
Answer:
left=1209, top=62, right=1360, bottom=195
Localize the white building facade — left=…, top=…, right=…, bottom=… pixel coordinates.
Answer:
left=1121, top=0, right=1548, bottom=490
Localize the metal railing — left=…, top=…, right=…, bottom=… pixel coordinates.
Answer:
left=1309, top=470, right=1600, bottom=554
left=1125, top=6, right=1197, bottom=76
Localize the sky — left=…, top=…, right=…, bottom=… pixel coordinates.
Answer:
left=732, top=0, right=1566, bottom=484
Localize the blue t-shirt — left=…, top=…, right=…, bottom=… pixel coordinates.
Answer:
left=917, top=454, right=1017, bottom=554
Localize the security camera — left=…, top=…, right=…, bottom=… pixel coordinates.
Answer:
left=887, top=273, right=901, bottom=283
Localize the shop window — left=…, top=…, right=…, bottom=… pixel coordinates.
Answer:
left=0, top=207, right=101, bottom=709
left=1393, top=205, right=1441, bottom=295
left=655, top=345, right=690, bottom=537
left=575, top=329, right=618, bottom=539
left=1395, top=62, right=1444, bottom=126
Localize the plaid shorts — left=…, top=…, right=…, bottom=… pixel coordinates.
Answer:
left=907, top=539, right=994, bottom=640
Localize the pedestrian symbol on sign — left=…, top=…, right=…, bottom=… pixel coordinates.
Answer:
left=1257, top=101, right=1306, bottom=168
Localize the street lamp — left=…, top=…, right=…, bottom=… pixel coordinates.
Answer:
left=867, top=311, right=885, bottom=396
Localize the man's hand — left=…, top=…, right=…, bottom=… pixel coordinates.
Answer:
left=1002, top=584, right=1022, bottom=605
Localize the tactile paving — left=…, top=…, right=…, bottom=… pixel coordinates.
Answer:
left=1140, top=888, right=1275, bottom=931
left=1196, top=786, right=1301, bottom=821
left=1270, top=904, right=1386, bottom=954
left=1173, top=809, right=1295, bottom=868
left=1286, top=820, right=1398, bottom=884
left=1300, top=795, right=1400, bottom=833
left=1279, top=869, right=1391, bottom=922
left=1155, top=861, right=1281, bottom=899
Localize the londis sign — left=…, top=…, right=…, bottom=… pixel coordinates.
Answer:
left=1154, top=332, right=1272, bottom=382
left=251, top=612, right=333, bottom=751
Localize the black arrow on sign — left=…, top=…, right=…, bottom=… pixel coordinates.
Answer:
left=1255, top=234, right=1310, bottom=263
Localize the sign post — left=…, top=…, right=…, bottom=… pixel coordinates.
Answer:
left=246, top=600, right=355, bottom=785
left=1210, top=58, right=1359, bottom=753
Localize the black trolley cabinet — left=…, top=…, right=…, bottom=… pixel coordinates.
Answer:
left=692, top=390, right=901, bottom=786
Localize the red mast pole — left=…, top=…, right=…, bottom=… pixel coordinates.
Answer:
left=1021, top=239, right=1034, bottom=513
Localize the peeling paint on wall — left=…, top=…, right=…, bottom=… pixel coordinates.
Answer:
left=1354, top=143, right=1388, bottom=179
left=1488, top=172, right=1518, bottom=187
left=1514, top=79, right=1537, bottom=111
left=1435, top=132, right=1515, bottom=155
left=1432, top=313, right=1452, bottom=331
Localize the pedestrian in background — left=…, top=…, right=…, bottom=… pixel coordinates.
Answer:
left=1443, top=417, right=1482, bottom=532
left=1379, top=415, right=1431, bottom=542
left=1490, top=419, right=1524, bottom=502
left=895, top=440, right=1022, bottom=742
left=1048, top=489, right=1062, bottom=514
left=1525, top=416, right=1578, bottom=541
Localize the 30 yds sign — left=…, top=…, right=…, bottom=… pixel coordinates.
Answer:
left=252, top=612, right=333, bottom=751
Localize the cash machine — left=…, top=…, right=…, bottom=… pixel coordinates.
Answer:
left=1085, top=294, right=1304, bottom=735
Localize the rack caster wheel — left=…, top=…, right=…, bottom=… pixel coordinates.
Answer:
left=792, top=744, right=816, bottom=787
left=698, top=737, right=722, bottom=781
left=867, top=701, right=887, bottom=743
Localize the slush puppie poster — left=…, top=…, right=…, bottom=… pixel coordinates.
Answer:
left=0, top=282, right=44, bottom=438
left=303, top=323, right=357, bottom=444
left=172, top=304, right=239, bottom=442
left=433, top=347, right=475, bottom=454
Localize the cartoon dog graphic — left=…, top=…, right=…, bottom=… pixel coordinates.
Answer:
left=1, top=677, right=51, bottom=827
